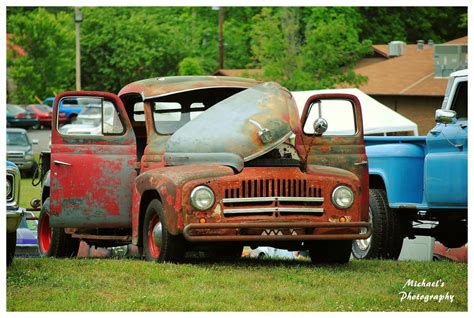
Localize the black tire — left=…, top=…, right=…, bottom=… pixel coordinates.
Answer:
left=142, top=199, right=185, bottom=262
left=37, top=198, right=80, bottom=258
left=7, top=231, right=17, bottom=266
left=352, top=189, right=404, bottom=260
left=309, top=240, right=352, bottom=264
left=26, top=161, right=38, bottom=179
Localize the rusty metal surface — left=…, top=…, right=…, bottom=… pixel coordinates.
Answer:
left=297, top=93, right=369, bottom=221
left=134, top=165, right=235, bottom=236
left=154, top=166, right=366, bottom=242
left=50, top=91, right=137, bottom=228
left=50, top=85, right=370, bottom=249
left=118, top=76, right=258, bottom=99
left=165, top=82, right=300, bottom=167
left=183, top=221, right=372, bottom=242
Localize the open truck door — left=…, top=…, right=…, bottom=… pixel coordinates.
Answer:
left=49, top=91, right=137, bottom=228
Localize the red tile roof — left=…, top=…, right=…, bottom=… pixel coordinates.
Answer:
left=349, top=36, right=467, bottom=97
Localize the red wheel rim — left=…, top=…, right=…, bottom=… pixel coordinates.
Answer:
left=39, top=212, right=52, bottom=253
left=148, top=214, right=160, bottom=258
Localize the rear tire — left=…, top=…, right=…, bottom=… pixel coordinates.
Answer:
left=7, top=231, right=17, bottom=266
left=352, top=189, right=404, bottom=260
left=309, top=240, right=352, bottom=264
left=38, top=198, right=80, bottom=258
left=142, top=199, right=185, bottom=263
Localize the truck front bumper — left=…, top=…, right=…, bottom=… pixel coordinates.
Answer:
left=7, top=209, right=24, bottom=233
left=183, top=221, right=372, bottom=242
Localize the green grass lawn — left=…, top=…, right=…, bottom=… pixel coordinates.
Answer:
left=7, top=258, right=467, bottom=311
left=19, top=177, right=42, bottom=210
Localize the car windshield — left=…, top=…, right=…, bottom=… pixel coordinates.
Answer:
left=7, top=104, right=25, bottom=115
left=7, top=132, right=29, bottom=146
left=151, top=87, right=246, bottom=135
left=36, top=105, right=52, bottom=112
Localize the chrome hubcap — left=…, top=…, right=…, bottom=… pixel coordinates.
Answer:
left=355, top=208, right=373, bottom=251
left=152, top=222, right=163, bottom=249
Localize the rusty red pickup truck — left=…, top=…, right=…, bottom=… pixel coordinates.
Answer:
left=37, top=76, right=371, bottom=264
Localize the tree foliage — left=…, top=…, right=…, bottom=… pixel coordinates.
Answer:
left=7, top=8, right=75, bottom=103
left=250, top=7, right=372, bottom=90
left=6, top=6, right=467, bottom=103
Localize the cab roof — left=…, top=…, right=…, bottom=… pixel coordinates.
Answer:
left=118, top=76, right=259, bottom=100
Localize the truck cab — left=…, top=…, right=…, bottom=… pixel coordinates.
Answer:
left=38, top=76, right=370, bottom=264
left=353, top=69, right=467, bottom=260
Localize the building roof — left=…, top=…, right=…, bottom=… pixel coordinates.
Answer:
left=118, top=76, right=258, bottom=99
left=6, top=33, right=26, bottom=57
left=348, top=36, right=468, bottom=97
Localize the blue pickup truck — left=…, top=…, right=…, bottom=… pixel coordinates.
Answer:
left=43, top=96, right=97, bottom=123
left=352, top=69, right=468, bottom=259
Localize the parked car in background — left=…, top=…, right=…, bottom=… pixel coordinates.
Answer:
left=42, top=97, right=55, bottom=107
left=16, top=211, right=39, bottom=257
left=7, top=161, right=23, bottom=266
left=6, top=104, right=39, bottom=130
left=25, top=104, right=68, bottom=128
left=59, top=102, right=118, bottom=135
left=43, top=96, right=99, bottom=123
left=7, top=128, right=38, bottom=178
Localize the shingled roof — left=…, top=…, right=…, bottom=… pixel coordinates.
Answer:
left=350, top=36, right=467, bottom=97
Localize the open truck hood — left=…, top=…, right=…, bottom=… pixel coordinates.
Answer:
left=165, top=82, right=300, bottom=171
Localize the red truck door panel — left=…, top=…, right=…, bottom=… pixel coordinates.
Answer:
left=50, top=92, right=137, bottom=228
left=298, top=93, right=369, bottom=218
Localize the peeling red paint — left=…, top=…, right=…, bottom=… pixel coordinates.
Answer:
left=48, top=80, right=369, bottom=252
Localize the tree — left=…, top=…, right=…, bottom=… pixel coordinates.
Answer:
left=250, top=7, right=371, bottom=90
left=7, top=8, right=75, bottom=103
left=359, top=7, right=467, bottom=44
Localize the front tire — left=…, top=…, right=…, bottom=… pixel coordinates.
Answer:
left=7, top=231, right=17, bottom=266
left=38, top=198, right=80, bottom=258
left=309, top=240, right=352, bottom=264
left=352, top=189, right=404, bottom=260
left=142, top=199, right=185, bottom=262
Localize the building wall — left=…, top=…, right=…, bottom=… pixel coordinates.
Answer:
left=371, top=95, right=443, bottom=135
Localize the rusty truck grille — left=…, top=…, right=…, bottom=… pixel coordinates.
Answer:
left=225, top=179, right=321, bottom=198
left=222, top=178, right=324, bottom=216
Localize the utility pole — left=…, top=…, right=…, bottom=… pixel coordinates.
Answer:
left=74, top=7, right=83, bottom=91
left=218, top=7, right=224, bottom=69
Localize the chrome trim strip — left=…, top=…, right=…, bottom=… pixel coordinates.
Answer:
left=222, top=196, right=324, bottom=204
left=223, top=207, right=324, bottom=214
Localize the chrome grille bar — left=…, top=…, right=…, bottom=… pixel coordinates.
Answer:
left=222, top=196, right=324, bottom=204
left=223, top=207, right=324, bottom=215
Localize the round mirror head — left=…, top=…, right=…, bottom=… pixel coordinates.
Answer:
left=313, top=118, right=328, bottom=135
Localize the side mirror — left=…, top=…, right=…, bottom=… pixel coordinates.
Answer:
left=313, top=118, right=328, bottom=136
left=31, top=139, right=39, bottom=145
left=435, top=109, right=457, bottom=124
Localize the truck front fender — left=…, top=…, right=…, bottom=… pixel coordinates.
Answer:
left=366, top=143, right=425, bottom=206
left=134, top=165, right=234, bottom=238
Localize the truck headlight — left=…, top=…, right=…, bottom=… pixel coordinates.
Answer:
left=331, top=185, right=354, bottom=209
left=190, top=185, right=215, bottom=211
left=7, top=177, right=12, bottom=198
